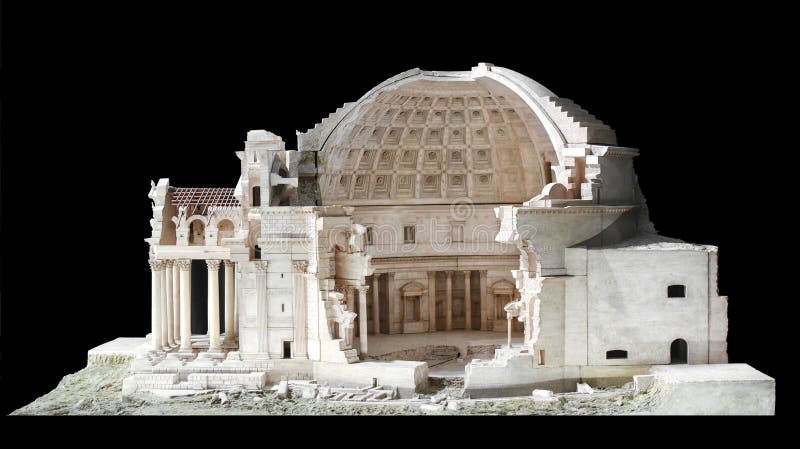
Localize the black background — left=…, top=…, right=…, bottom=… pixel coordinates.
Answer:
left=0, top=4, right=790, bottom=417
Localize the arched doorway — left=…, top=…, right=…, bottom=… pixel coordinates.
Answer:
left=189, top=219, right=205, bottom=246
left=670, top=338, right=687, bottom=364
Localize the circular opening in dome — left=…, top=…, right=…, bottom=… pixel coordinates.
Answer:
left=372, top=130, right=378, bottom=135
left=389, top=130, right=396, bottom=136
left=477, top=130, right=484, bottom=135
left=453, top=130, right=460, bottom=135
left=454, top=111, right=461, bottom=116
left=452, top=151, right=460, bottom=158
left=478, top=150, right=487, bottom=158
left=480, top=175, right=489, bottom=183
left=425, top=176, right=434, bottom=183
left=376, top=177, right=385, bottom=185
left=382, top=151, right=390, bottom=157
left=416, top=111, right=423, bottom=116
left=435, top=112, right=442, bottom=116
left=473, top=111, right=480, bottom=116
left=428, top=152, right=436, bottom=160
left=497, top=129, right=505, bottom=136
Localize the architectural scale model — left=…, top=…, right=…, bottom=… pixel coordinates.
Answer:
left=15, top=64, right=773, bottom=415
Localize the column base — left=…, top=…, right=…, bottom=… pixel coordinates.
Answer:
left=198, top=350, right=227, bottom=360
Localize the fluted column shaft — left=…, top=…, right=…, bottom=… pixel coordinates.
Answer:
left=480, top=270, right=488, bottom=331
left=207, top=260, right=222, bottom=351
left=224, top=261, right=236, bottom=344
left=172, top=263, right=180, bottom=342
left=372, top=274, right=381, bottom=334
left=165, top=260, right=175, bottom=346
left=387, top=273, right=396, bottom=334
left=445, top=271, right=453, bottom=331
left=358, top=286, right=369, bottom=354
left=463, top=270, right=472, bottom=331
left=293, top=261, right=309, bottom=359
left=428, top=271, right=436, bottom=332
left=149, top=259, right=165, bottom=351
left=177, top=259, right=193, bottom=352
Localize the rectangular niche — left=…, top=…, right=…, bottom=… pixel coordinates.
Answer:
left=366, top=127, right=387, bottom=147
left=402, top=128, right=423, bottom=146
left=425, top=128, right=444, bottom=146
left=472, top=148, right=492, bottom=168
left=422, top=149, right=441, bottom=170
left=353, top=174, right=370, bottom=199
left=395, top=174, right=415, bottom=198
left=429, top=110, right=446, bottom=125
left=448, top=110, right=465, bottom=125
left=421, top=174, right=441, bottom=199
left=448, top=128, right=466, bottom=146
left=378, top=109, right=398, bottom=126
left=382, top=128, right=402, bottom=146
left=469, top=109, right=485, bottom=124
left=371, top=175, right=391, bottom=199
left=397, top=149, right=418, bottom=169
left=446, top=174, right=467, bottom=196
left=472, top=127, right=490, bottom=145
left=358, top=149, right=377, bottom=170
left=447, top=149, right=466, bottom=169
left=450, top=97, right=465, bottom=108
left=410, top=110, right=428, bottom=125
left=376, top=150, right=397, bottom=170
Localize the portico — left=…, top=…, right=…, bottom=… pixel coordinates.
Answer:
left=148, top=256, right=238, bottom=356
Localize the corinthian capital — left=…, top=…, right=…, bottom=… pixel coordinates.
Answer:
left=292, top=260, right=309, bottom=273
left=148, top=259, right=166, bottom=271
left=254, top=261, right=269, bottom=272
left=206, top=259, right=221, bottom=270
left=175, top=259, right=192, bottom=271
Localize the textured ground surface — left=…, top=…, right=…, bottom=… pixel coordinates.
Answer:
left=9, top=362, right=667, bottom=416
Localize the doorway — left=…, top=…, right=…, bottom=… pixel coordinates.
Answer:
left=670, top=338, right=687, bottom=364
left=283, top=341, right=292, bottom=359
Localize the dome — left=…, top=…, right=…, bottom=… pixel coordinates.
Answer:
left=304, top=64, right=617, bottom=206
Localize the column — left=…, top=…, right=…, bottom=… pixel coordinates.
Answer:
left=172, top=262, right=180, bottom=343
left=149, top=259, right=164, bottom=351
left=372, top=274, right=380, bottom=334
left=445, top=271, right=453, bottom=331
left=358, top=286, right=369, bottom=354
left=160, top=264, right=169, bottom=350
left=255, top=261, right=269, bottom=356
left=207, top=260, right=222, bottom=352
left=165, top=260, right=175, bottom=346
left=177, top=259, right=193, bottom=352
left=480, top=270, right=489, bottom=331
left=463, top=270, right=472, bottom=331
left=427, top=271, right=436, bottom=333
left=507, top=310, right=513, bottom=348
left=386, top=272, right=396, bottom=334
left=292, top=261, right=309, bottom=359
left=175, top=259, right=192, bottom=353
left=346, top=286, right=355, bottom=312
left=224, top=260, right=236, bottom=344
left=233, top=265, right=239, bottom=338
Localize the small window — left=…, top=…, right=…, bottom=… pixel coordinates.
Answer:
left=254, top=245, right=261, bottom=259
left=668, top=285, right=686, bottom=298
left=283, top=341, right=291, bottom=359
left=252, top=186, right=261, bottom=207
left=606, top=350, right=628, bottom=359
left=365, top=226, right=374, bottom=245
left=403, top=225, right=416, bottom=243
left=451, top=223, right=464, bottom=243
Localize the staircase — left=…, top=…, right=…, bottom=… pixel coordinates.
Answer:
left=541, top=96, right=617, bottom=145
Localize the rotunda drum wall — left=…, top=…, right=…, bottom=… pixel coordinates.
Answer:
left=318, top=78, right=553, bottom=206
